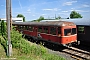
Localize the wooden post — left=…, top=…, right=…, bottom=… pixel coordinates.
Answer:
left=6, top=0, right=12, bottom=56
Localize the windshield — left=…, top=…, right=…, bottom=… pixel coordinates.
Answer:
left=64, top=28, right=76, bottom=36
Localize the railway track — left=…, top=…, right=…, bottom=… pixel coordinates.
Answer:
left=62, top=47, right=90, bottom=60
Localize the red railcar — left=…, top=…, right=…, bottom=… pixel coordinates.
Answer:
left=13, top=21, right=78, bottom=46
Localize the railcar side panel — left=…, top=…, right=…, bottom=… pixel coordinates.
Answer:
left=13, top=21, right=78, bottom=46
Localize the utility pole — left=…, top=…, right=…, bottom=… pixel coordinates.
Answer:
left=6, top=0, right=12, bottom=56
left=10, top=0, right=12, bottom=30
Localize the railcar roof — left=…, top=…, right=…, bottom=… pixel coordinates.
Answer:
left=61, top=18, right=90, bottom=26
left=12, top=21, right=75, bottom=26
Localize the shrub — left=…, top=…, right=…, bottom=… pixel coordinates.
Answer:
left=11, top=29, right=47, bottom=55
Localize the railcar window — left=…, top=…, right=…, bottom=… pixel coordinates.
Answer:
left=38, top=27, right=42, bottom=32
left=72, top=28, right=76, bottom=34
left=18, top=25, right=22, bottom=29
left=23, top=26, right=26, bottom=30
left=78, top=26, right=84, bottom=33
left=58, top=27, right=61, bottom=36
left=21, top=26, right=23, bottom=30
left=25, top=26, right=29, bottom=30
left=58, top=27, right=61, bottom=34
left=21, top=26, right=23, bottom=29
left=18, top=26, right=20, bottom=29
left=29, top=26, right=33, bottom=31
left=50, top=27, right=56, bottom=35
left=64, top=29, right=71, bottom=36
left=43, top=27, right=48, bottom=33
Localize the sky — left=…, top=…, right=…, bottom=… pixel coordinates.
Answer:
left=0, top=0, right=90, bottom=21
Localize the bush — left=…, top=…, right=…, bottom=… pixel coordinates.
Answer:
left=11, top=29, right=47, bottom=55
left=0, top=27, right=65, bottom=60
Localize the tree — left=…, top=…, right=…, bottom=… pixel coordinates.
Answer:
left=67, top=17, right=69, bottom=19
left=37, top=16, right=44, bottom=22
left=70, top=11, right=82, bottom=19
left=1, top=20, right=6, bottom=36
left=17, top=14, right=25, bottom=22
left=55, top=16, right=61, bottom=19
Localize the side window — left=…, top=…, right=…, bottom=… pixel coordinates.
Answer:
left=25, top=26, right=29, bottom=30
left=18, top=25, right=22, bottom=29
left=20, top=26, right=23, bottom=30
left=23, top=26, right=25, bottom=30
left=29, top=26, right=33, bottom=31
left=43, top=27, right=48, bottom=33
left=38, top=26, right=42, bottom=32
left=58, top=27, right=61, bottom=36
left=64, top=29, right=71, bottom=36
left=78, top=26, right=84, bottom=33
left=72, top=28, right=76, bottom=34
left=58, top=27, right=61, bottom=34
left=18, top=25, right=20, bottom=29
left=50, top=27, right=56, bottom=35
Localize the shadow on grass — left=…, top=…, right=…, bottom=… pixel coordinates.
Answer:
left=1, top=43, right=7, bottom=56
left=0, top=35, right=8, bottom=56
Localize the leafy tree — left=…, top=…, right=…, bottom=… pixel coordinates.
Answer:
left=70, top=11, right=82, bottom=19
left=1, top=20, right=6, bottom=36
left=58, top=16, right=61, bottom=19
left=37, top=16, right=44, bottom=22
left=33, top=16, right=44, bottom=22
left=17, top=14, right=25, bottom=22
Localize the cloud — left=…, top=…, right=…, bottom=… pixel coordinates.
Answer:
left=43, top=9, right=53, bottom=11
left=1, top=5, right=4, bottom=6
left=42, top=8, right=61, bottom=11
left=82, top=4, right=90, bottom=7
left=2, top=14, right=5, bottom=16
left=27, top=9, right=31, bottom=12
left=70, top=9, right=90, bottom=12
left=42, top=14, right=47, bottom=16
left=61, top=11, right=69, bottom=13
left=32, top=15, right=36, bottom=16
left=58, top=13, right=69, bottom=17
left=53, top=8, right=61, bottom=11
left=63, top=1, right=77, bottom=6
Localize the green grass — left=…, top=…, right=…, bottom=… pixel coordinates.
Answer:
left=0, top=41, right=65, bottom=60
left=0, top=44, right=7, bottom=58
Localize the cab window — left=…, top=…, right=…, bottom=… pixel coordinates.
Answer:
left=64, top=29, right=71, bottom=36
left=72, top=28, right=76, bottom=34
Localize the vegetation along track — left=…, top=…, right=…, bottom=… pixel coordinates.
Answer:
left=27, top=37, right=90, bottom=60
left=62, top=47, right=90, bottom=60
